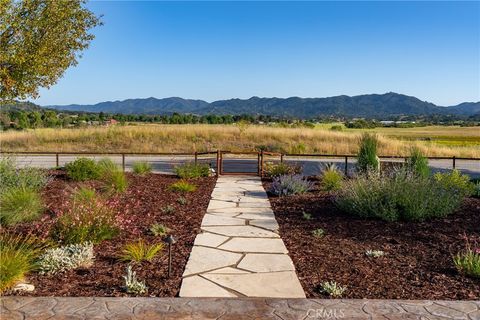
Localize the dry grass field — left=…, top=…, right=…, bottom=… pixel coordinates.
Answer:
left=1, top=124, right=479, bottom=157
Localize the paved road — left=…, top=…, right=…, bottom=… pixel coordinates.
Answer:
left=2, top=154, right=479, bottom=178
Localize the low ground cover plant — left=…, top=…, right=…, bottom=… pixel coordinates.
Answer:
left=0, top=233, right=42, bottom=293
left=336, top=169, right=473, bottom=222
left=270, top=174, right=314, bottom=196
left=169, top=180, right=197, bottom=193
left=312, top=228, right=325, bottom=238
left=133, top=161, right=152, bottom=175
left=66, top=157, right=101, bottom=181
left=53, top=190, right=118, bottom=244
left=365, top=250, right=385, bottom=258
left=38, top=242, right=94, bottom=275
left=177, top=196, right=187, bottom=205
left=119, top=240, right=164, bottom=263
left=320, top=163, right=343, bottom=191
left=453, top=239, right=480, bottom=278
left=320, top=281, right=346, bottom=297
left=0, top=158, right=49, bottom=194
left=123, top=265, right=147, bottom=294
left=263, top=162, right=301, bottom=177
left=0, top=186, right=43, bottom=226
left=357, top=133, right=380, bottom=173
left=149, top=223, right=170, bottom=237
left=174, top=162, right=209, bottom=179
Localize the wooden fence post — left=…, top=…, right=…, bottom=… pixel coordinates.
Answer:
left=122, top=154, right=126, bottom=172
left=216, top=150, right=220, bottom=177
left=344, top=156, right=348, bottom=176
left=280, top=154, right=284, bottom=163
left=453, top=156, right=456, bottom=170
left=194, top=152, right=198, bottom=165
left=260, top=151, right=264, bottom=177
left=257, top=152, right=261, bottom=176
left=56, top=153, right=59, bottom=168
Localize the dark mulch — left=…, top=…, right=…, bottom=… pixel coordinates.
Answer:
left=263, top=180, right=480, bottom=300
left=7, top=172, right=216, bottom=297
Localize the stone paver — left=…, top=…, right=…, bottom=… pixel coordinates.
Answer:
left=180, top=176, right=305, bottom=298
left=2, top=297, right=479, bottom=320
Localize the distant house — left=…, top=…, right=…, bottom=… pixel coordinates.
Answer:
left=104, top=119, right=118, bottom=126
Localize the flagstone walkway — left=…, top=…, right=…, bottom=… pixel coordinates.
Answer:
left=179, top=176, right=306, bottom=298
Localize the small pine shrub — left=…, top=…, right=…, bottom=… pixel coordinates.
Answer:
left=0, top=233, right=42, bottom=293
left=133, top=161, right=152, bottom=175
left=264, top=162, right=301, bottom=177
left=119, top=240, right=164, bottom=263
left=177, top=196, right=187, bottom=205
left=66, top=158, right=101, bottom=181
left=320, top=281, right=347, bottom=297
left=312, top=228, right=325, bottom=238
left=453, top=240, right=480, bottom=278
left=150, top=224, right=170, bottom=237
left=174, top=162, right=209, bottom=179
left=169, top=180, right=197, bottom=193
left=162, top=205, right=175, bottom=214
left=123, top=265, right=147, bottom=294
left=0, top=187, right=43, bottom=226
left=53, top=191, right=118, bottom=244
left=270, top=174, right=314, bottom=196
left=406, top=147, right=430, bottom=177
left=357, top=133, right=379, bottom=173
left=320, top=164, right=343, bottom=191
left=38, top=242, right=94, bottom=275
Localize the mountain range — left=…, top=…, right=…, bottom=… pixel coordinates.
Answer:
left=42, top=92, right=480, bottom=119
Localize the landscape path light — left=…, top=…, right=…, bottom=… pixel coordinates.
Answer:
left=165, top=235, right=176, bottom=278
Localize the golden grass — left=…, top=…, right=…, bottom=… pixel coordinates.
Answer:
left=1, top=124, right=479, bottom=157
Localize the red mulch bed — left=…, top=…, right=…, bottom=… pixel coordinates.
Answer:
left=263, top=179, right=480, bottom=300
left=7, top=171, right=216, bottom=297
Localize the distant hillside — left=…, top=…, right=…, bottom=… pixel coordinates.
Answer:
left=45, top=93, right=480, bottom=119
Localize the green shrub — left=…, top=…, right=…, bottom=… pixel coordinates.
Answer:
left=357, top=133, right=379, bottom=173
left=406, top=147, right=430, bottom=177
left=434, top=170, right=474, bottom=197
left=119, top=240, right=164, bottom=263
left=0, top=233, right=42, bottom=293
left=150, top=223, right=170, bottom=237
left=336, top=170, right=471, bottom=222
left=270, top=174, right=314, bottom=196
left=263, top=162, right=301, bottom=177
left=330, top=125, right=343, bottom=131
left=133, top=161, right=152, bottom=175
left=169, top=180, right=197, bottom=193
left=65, top=158, right=101, bottom=181
left=453, top=240, right=480, bottom=278
left=0, top=158, right=49, bottom=194
left=38, top=242, right=94, bottom=275
left=174, top=162, right=209, bottom=179
left=0, top=187, right=43, bottom=226
left=473, top=181, right=480, bottom=198
left=320, top=164, right=343, bottom=191
left=53, top=191, right=118, bottom=244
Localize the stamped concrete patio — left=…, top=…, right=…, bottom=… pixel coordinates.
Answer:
left=179, top=176, right=305, bottom=298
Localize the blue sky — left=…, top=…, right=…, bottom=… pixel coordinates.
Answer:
left=34, top=1, right=480, bottom=106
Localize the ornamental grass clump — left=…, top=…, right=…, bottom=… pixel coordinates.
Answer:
left=0, top=233, right=43, bottom=293
left=97, top=158, right=128, bottom=194
left=168, top=180, right=197, bottom=193
left=53, top=190, right=118, bottom=244
left=119, top=240, right=164, bottom=263
left=336, top=169, right=473, bottom=222
left=174, top=162, right=209, bottom=179
left=406, top=147, right=430, bottom=177
left=132, top=161, right=152, bottom=175
left=320, top=163, right=343, bottom=191
left=0, top=186, right=43, bottom=226
left=38, top=242, right=94, bottom=275
left=270, top=174, right=314, bottom=196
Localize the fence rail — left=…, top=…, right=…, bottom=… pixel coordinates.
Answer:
left=1, top=150, right=479, bottom=177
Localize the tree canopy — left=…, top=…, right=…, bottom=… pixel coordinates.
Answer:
left=0, top=0, right=101, bottom=101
